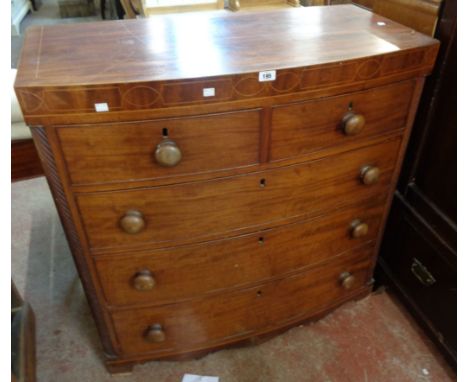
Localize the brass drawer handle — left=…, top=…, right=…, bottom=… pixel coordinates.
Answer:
left=339, top=272, right=356, bottom=290
left=411, top=258, right=436, bottom=287
left=155, top=137, right=182, bottom=167
left=342, top=112, right=365, bottom=136
left=360, top=165, right=380, bottom=185
left=350, top=219, right=369, bottom=239
left=145, top=324, right=166, bottom=343
left=119, top=210, right=146, bottom=234
left=133, top=269, right=156, bottom=291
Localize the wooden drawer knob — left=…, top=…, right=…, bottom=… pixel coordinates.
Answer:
left=133, top=269, right=155, bottom=291
left=119, top=210, right=146, bottom=234
left=342, top=112, right=365, bottom=136
left=350, top=219, right=369, bottom=239
left=145, top=324, right=166, bottom=343
left=155, top=137, right=182, bottom=167
left=360, top=165, right=380, bottom=185
left=339, top=272, right=356, bottom=290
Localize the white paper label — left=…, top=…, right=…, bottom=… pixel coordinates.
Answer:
left=94, top=103, right=109, bottom=112
left=258, top=70, right=276, bottom=82
left=203, top=88, right=215, bottom=97
left=182, top=374, right=219, bottom=382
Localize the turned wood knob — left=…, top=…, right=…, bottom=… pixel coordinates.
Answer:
left=350, top=220, right=369, bottom=239
left=228, top=0, right=240, bottom=11
left=360, top=165, right=380, bottom=185
left=339, top=272, right=356, bottom=290
left=342, top=112, right=365, bottom=136
left=155, top=137, right=182, bottom=167
left=145, top=324, right=165, bottom=343
left=133, top=269, right=155, bottom=291
left=119, top=210, right=145, bottom=234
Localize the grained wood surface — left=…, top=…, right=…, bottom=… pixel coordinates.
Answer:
left=77, top=137, right=400, bottom=252
left=373, top=0, right=441, bottom=36
left=55, top=81, right=415, bottom=186
left=14, top=46, right=439, bottom=126
left=353, top=0, right=442, bottom=36
left=270, top=80, right=415, bottom=161
left=15, top=5, right=436, bottom=88
left=95, top=201, right=385, bottom=307
left=352, top=0, right=374, bottom=8
left=57, top=109, right=261, bottom=185
left=228, top=0, right=300, bottom=10
left=14, top=5, right=439, bottom=370
left=110, top=246, right=372, bottom=356
left=11, top=139, right=43, bottom=181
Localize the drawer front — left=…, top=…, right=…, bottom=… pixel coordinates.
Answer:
left=78, top=137, right=401, bottom=251
left=95, top=201, right=384, bottom=306
left=270, top=80, right=415, bottom=161
left=57, top=109, right=261, bottom=185
left=111, top=246, right=372, bottom=356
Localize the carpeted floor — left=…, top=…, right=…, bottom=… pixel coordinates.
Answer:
left=12, top=176, right=456, bottom=382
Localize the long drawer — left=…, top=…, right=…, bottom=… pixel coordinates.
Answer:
left=95, top=201, right=385, bottom=307
left=57, top=109, right=261, bottom=185
left=110, top=246, right=373, bottom=356
left=270, top=80, right=415, bottom=161
left=77, top=137, right=401, bottom=251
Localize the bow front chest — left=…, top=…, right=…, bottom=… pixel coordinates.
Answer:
left=15, top=5, right=438, bottom=372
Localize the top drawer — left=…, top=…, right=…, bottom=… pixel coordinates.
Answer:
left=57, top=109, right=261, bottom=185
left=270, top=80, right=415, bottom=161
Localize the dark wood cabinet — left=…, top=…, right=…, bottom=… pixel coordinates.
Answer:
left=377, top=0, right=456, bottom=368
left=11, top=139, right=43, bottom=181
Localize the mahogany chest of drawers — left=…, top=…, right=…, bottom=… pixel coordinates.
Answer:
left=15, top=5, right=438, bottom=372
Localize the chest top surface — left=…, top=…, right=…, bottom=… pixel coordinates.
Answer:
left=15, top=5, right=437, bottom=88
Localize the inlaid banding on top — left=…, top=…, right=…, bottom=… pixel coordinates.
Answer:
left=16, top=48, right=437, bottom=118
left=233, top=76, right=266, bottom=97
left=16, top=90, right=44, bottom=113
left=122, top=86, right=161, bottom=108
left=356, top=58, right=382, bottom=80
left=271, top=71, right=300, bottom=93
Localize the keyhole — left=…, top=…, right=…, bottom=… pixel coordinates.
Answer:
left=258, top=237, right=264, bottom=245
left=260, top=178, right=266, bottom=188
left=256, top=290, right=262, bottom=297
left=162, top=128, right=168, bottom=137
left=348, top=102, right=353, bottom=110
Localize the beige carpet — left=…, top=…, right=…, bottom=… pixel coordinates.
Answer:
left=12, top=176, right=456, bottom=382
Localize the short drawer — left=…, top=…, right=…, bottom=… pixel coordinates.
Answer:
left=77, top=137, right=401, bottom=251
left=270, top=80, right=415, bottom=161
left=57, top=109, right=261, bottom=185
left=95, top=201, right=385, bottom=307
left=110, top=246, right=372, bottom=356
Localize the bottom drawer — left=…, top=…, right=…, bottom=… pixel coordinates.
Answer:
left=111, top=245, right=373, bottom=357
